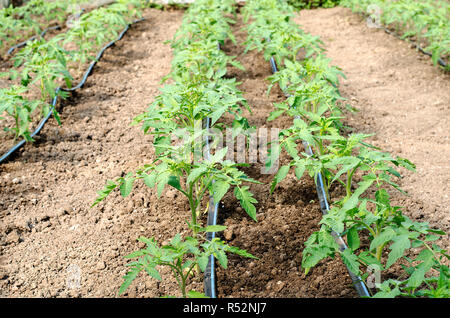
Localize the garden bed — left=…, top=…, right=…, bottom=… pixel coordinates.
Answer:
left=0, top=5, right=448, bottom=298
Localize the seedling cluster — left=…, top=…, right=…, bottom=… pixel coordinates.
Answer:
left=0, top=0, right=90, bottom=56
left=341, top=0, right=449, bottom=69
left=0, top=0, right=149, bottom=142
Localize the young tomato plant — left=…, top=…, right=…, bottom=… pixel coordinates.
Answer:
left=0, top=85, right=48, bottom=141
left=120, top=233, right=256, bottom=298
left=0, top=0, right=147, bottom=144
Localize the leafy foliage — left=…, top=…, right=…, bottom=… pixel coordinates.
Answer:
left=120, top=234, right=256, bottom=298
left=0, top=0, right=151, bottom=144
left=341, top=0, right=449, bottom=69
left=93, top=0, right=259, bottom=298
left=244, top=0, right=449, bottom=298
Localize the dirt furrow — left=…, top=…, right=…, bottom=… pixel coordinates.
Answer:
left=295, top=7, right=450, bottom=249
left=0, top=8, right=186, bottom=297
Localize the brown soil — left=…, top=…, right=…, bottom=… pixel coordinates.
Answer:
left=0, top=6, right=448, bottom=299
left=0, top=8, right=192, bottom=298
left=295, top=7, right=450, bottom=250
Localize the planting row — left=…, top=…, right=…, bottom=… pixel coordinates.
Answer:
left=92, top=0, right=449, bottom=298
left=0, top=0, right=92, bottom=56
left=94, top=0, right=260, bottom=298
left=243, top=0, right=449, bottom=298
left=0, top=0, right=150, bottom=146
left=341, top=0, right=449, bottom=69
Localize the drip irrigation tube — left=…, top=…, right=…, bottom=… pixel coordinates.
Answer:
left=352, top=11, right=447, bottom=69
left=204, top=118, right=219, bottom=298
left=382, top=27, right=447, bottom=68
left=0, top=18, right=145, bottom=165
left=269, top=56, right=371, bottom=298
left=203, top=41, right=223, bottom=298
left=6, top=9, right=85, bottom=56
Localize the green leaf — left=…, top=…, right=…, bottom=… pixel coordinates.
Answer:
left=197, top=255, right=209, bottom=272
left=267, top=109, right=285, bottom=121
left=270, top=165, right=290, bottom=193
left=120, top=176, right=135, bottom=197
left=347, top=227, right=360, bottom=251
left=188, top=290, right=209, bottom=298
left=302, top=246, right=332, bottom=273
left=143, top=173, right=156, bottom=188
left=202, top=225, right=227, bottom=233
left=209, top=147, right=228, bottom=163
left=187, top=166, right=207, bottom=185
left=234, top=186, right=258, bottom=221
left=215, top=249, right=228, bottom=268
left=211, top=180, right=230, bottom=204
left=168, top=175, right=181, bottom=191
left=119, top=266, right=141, bottom=295
left=370, top=228, right=396, bottom=251
left=144, top=266, right=162, bottom=281
left=407, top=249, right=434, bottom=288
left=294, top=160, right=306, bottom=180
left=341, top=248, right=360, bottom=276
left=341, top=179, right=374, bottom=211
left=226, top=245, right=258, bottom=259
left=284, top=138, right=298, bottom=159
left=386, top=235, right=410, bottom=269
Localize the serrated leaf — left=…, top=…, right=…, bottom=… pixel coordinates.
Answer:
left=302, top=246, right=331, bottom=272
left=186, top=166, right=207, bottom=185
left=341, top=179, right=374, bottom=212
left=120, top=177, right=135, bottom=197
left=226, top=245, right=258, bottom=259
left=270, top=165, right=290, bottom=193
left=119, top=266, right=141, bottom=295
left=197, top=255, right=209, bottom=272
left=143, top=173, right=156, bottom=188
left=347, top=227, right=360, bottom=251
left=341, top=248, right=360, bottom=276
left=211, top=180, right=230, bottom=204
left=386, top=235, right=410, bottom=269
left=370, top=228, right=396, bottom=251
left=294, top=160, right=306, bottom=180
left=144, top=265, right=162, bottom=281
left=234, top=186, right=257, bottom=221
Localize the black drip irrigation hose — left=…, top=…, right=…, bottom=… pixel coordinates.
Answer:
left=382, top=27, right=447, bottom=68
left=354, top=11, right=447, bottom=69
left=269, top=56, right=371, bottom=298
left=6, top=9, right=86, bottom=56
left=204, top=118, right=219, bottom=298
left=0, top=18, right=145, bottom=165
left=203, top=42, right=223, bottom=299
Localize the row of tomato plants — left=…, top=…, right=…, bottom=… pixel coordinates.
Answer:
left=0, top=0, right=150, bottom=143
left=243, top=0, right=449, bottom=298
left=93, top=0, right=261, bottom=298
left=0, top=0, right=92, bottom=56
left=341, top=0, right=449, bottom=70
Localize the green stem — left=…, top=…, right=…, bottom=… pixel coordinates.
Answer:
left=376, top=241, right=388, bottom=263
left=188, top=184, right=198, bottom=236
